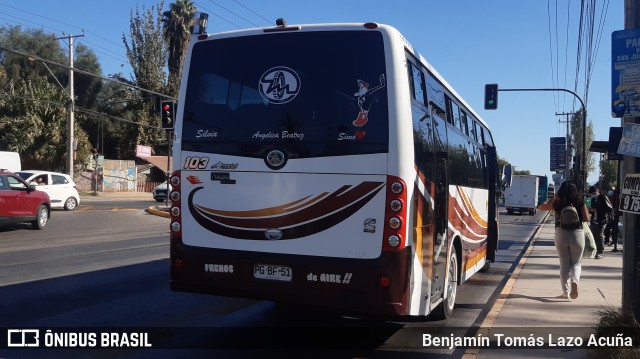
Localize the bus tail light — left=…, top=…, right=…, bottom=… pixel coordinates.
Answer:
left=378, top=275, right=391, bottom=287
left=170, top=170, right=182, bottom=239
left=383, top=176, right=407, bottom=252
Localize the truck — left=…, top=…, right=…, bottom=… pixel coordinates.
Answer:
left=536, top=175, right=549, bottom=206
left=504, top=175, right=539, bottom=215
left=0, top=151, right=21, bottom=172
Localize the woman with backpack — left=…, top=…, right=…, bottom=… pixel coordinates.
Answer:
left=539, top=181, right=590, bottom=299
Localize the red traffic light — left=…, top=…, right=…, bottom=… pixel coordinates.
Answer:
left=160, top=101, right=175, bottom=130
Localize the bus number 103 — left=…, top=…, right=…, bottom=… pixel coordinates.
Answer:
left=183, top=156, right=209, bottom=169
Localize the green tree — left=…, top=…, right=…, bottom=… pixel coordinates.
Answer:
left=122, top=2, right=168, bottom=154
left=0, top=26, right=100, bottom=170
left=73, top=43, right=103, bottom=109
left=0, top=77, right=91, bottom=170
left=599, top=157, right=619, bottom=192
left=0, top=26, right=66, bottom=87
left=123, top=2, right=167, bottom=93
left=90, top=77, right=138, bottom=159
left=162, top=0, right=196, bottom=96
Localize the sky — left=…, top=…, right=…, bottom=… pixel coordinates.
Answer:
left=0, top=0, right=624, bottom=186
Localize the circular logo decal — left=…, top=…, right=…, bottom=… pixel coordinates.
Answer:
left=259, top=67, right=301, bottom=104
left=265, top=149, right=287, bottom=170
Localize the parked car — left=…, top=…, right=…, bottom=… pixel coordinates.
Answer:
left=153, top=181, right=172, bottom=202
left=0, top=171, right=51, bottom=229
left=16, top=170, right=80, bottom=211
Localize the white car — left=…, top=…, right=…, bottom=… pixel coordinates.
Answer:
left=16, top=170, right=81, bottom=210
left=152, top=181, right=172, bottom=202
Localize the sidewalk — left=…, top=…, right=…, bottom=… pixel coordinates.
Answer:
left=80, top=191, right=171, bottom=217
left=465, top=214, right=624, bottom=359
left=80, top=190, right=154, bottom=200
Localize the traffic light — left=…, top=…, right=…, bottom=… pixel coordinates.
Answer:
left=161, top=101, right=175, bottom=130
left=484, top=84, right=498, bottom=110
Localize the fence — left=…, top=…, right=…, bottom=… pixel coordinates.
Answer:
left=74, top=159, right=162, bottom=193
left=138, top=181, right=162, bottom=192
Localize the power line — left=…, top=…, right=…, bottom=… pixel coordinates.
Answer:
left=0, top=2, right=125, bottom=51
left=0, top=43, right=176, bottom=100
left=206, top=0, right=260, bottom=27
left=0, top=11, right=129, bottom=71
left=0, top=92, right=66, bottom=106
left=76, top=107, right=162, bottom=129
left=194, top=2, right=242, bottom=29
left=232, top=0, right=272, bottom=25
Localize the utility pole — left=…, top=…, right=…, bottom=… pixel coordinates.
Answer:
left=556, top=112, right=575, bottom=179
left=56, top=33, right=84, bottom=178
left=622, top=0, right=640, bottom=321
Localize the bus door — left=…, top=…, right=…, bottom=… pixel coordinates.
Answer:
left=486, top=145, right=499, bottom=262
left=430, top=112, right=449, bottom=304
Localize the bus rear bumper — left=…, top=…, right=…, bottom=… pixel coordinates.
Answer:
left=170, top=241, right=411, bottom=317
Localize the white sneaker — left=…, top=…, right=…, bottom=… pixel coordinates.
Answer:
left=570, top=282, right=578, bottom=299
left=556, top=293, right=569, bottom=299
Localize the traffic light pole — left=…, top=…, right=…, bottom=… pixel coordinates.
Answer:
left=497, top=88, right=587, bottom=193
left=166, top=130, right=171, bottom=208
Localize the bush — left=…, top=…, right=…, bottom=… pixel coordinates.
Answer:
left=590, top=306, right=640, bottom=359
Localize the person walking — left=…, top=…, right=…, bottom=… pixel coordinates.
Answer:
left=540, top=181, right=589, bottom=299
left=588, top=186, right=607, bottom=259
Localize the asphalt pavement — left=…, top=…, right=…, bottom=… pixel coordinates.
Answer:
left=81, top=190, right=171, bottom=217
left=84, top=192, right=626, bottom=357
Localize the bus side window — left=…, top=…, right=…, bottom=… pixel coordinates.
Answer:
left=445, top=96, right=456, bottom=127
left=460, top=111, right=469, bottom=136
left=469, top=119, right=477, bottom=141
left=451, top=101, right=461, bottom=130
left=409, top=62, right=426, bottom=106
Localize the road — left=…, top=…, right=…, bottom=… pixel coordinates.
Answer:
left=0, top=198, right=548, bottom=358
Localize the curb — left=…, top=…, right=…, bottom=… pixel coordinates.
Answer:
left=461, top=213, right=550, bottom=359
left=146, top=206, right=170, bottom=218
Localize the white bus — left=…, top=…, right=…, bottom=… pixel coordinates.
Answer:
left=169, top=18, right=500, bottom=319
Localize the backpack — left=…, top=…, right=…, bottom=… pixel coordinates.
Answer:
left=559, top=205, right=581, bottom=230
left=602, top=196, right=615, bottom=224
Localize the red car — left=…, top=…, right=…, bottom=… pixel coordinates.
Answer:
left=0, top=171, right=51, bottom=229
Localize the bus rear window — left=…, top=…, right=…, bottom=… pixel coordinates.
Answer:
left=181, top=31, right=388, bottom=158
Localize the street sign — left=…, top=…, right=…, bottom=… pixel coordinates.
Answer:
left=617, top=123, right=640, bottom=158
left=549, top=137, right=566, bottom=171
left=620, top=173, right=640, bottom=214
left=136, top=145, right=152, bottom=158
left=612, top=29, right=640, bottom=117
left=608, top=127, right=624, bottom=161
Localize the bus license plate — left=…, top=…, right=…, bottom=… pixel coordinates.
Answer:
left=254, top=264, right=292, bottom=282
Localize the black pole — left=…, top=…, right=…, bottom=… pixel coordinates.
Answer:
left=498, top=88, right=587, bottom=193
left=166, top=130, right=171, bottom=208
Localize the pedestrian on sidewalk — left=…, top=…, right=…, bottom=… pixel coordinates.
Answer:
left=588, top=186, right=608, bottom=259
left=539, top=181, right=589, bottom=299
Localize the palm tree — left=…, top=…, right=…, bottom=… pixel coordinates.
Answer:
left=162, top=0, right=196, bottom=96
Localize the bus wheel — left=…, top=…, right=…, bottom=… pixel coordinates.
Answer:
left=432, top=246, right=458, bottom=320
